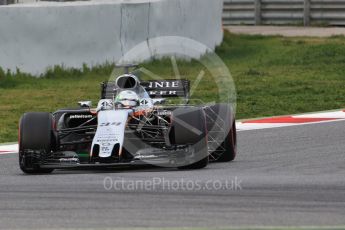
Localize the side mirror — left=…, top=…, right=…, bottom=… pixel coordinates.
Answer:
left=152, top=98, right=166, bottom=105
left=78, top=101, right=92, bottom=108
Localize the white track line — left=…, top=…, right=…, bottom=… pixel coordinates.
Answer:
left=236, top=118, right=345, bottom=131
left=0, top=144, right=18, bottom=155
left=237, top=109, right=345, bottom=131
left=237, top=122, right=297, bottom=131
left=294, top=110, right=345, bottom=118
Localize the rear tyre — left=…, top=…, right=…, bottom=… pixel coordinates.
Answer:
left=205, top=104, right=237, bottom=162
left=216, top=121, right=237, bottom=162
left=170, top=107, right=209, bottom=170
left=19, top=112, right=55, bottom=174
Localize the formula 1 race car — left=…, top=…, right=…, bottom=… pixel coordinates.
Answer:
left=18, top=67, right=237, bottom=174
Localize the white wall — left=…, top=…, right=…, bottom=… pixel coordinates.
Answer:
left=0, top=0, right=224, bottom=75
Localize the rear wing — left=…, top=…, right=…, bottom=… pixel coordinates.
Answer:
left=101, top=79, right=190, bottom=100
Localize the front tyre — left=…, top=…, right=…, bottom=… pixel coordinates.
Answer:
left=178, top=156, right=209, bottom=170
left=19, top=112, right=55, bottom=174
left=170, top=107, right=209, bottom=170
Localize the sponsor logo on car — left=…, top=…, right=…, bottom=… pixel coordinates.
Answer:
left=69, top=114, right=93, bottom=119
left=157, top=110, right=172, bottom=116
left=99, top=122, right=122, bottom=127
left=148, top=91, right=178, bottom=96
left=148, top=81, right=180, bottom=88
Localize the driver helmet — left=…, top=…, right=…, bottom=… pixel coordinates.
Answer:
left=115, top=90, right=140, bottom=108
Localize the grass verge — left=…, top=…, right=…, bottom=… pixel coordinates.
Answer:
left=1, top=31, right=345, bottom=142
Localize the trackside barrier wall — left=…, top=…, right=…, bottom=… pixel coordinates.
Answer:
left=0, top=0, right=223, bottom=75
left=223, top=0, right=345, bottom=26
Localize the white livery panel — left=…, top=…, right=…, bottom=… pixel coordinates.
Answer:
left=91, top=110, right=130, bottom=158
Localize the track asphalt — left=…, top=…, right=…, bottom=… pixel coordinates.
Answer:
left=0, top=119, right=345, bottom=229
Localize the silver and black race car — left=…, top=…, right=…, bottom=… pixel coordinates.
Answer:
left=18, top=67, right=237, bottom=174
